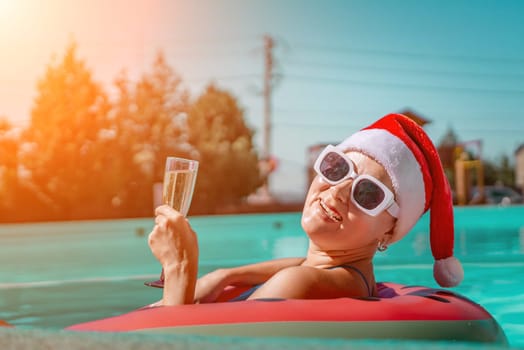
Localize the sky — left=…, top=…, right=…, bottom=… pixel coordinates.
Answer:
left=1, top=0, right=523, bottom=197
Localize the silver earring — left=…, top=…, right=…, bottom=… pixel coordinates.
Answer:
left=378, top=242, right=388, bottom=252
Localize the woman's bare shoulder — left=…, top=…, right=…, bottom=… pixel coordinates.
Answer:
left=247, top=265, right=365, bottom=300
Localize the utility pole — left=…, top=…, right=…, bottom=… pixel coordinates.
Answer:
left=262, top=34, right=274, bottom=198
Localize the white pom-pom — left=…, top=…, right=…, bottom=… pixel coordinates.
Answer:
left=433, top=256, right=464, bottom=287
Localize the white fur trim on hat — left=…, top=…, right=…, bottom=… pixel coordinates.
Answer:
left=338, top=129, right=425, bottom=243
left=337, top=113, right=463, bottom=288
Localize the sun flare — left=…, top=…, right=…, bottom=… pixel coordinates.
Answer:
left=0, top=0, right=15, bottom=15
left=0, top=0, right=19, bottom=26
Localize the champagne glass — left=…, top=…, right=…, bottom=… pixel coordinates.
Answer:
left=145, top=156, right=199, bottom=288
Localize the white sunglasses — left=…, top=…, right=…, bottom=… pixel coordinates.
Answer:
left=313, top=145, right=400, bottom=217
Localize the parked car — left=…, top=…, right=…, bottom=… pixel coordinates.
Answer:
left=470, top=185, right=523, bottom=205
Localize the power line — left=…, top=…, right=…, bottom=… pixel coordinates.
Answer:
left=283, top=74, right=524, bottom=95
left=274, top=120, right=524, bottom=133
left=184, top=74, right=260, bottom=83
left=274, top=108, right=368, bottom=116
left=273, top=108, right=524, bottom=121
left=290, top=42, right=524, bottom=65
left=15, top=36, right=257, bottom=50
left=161, top=46, right=254, bottom=58
left=281, top=58, right=524, bottom=80
left=274, top=121, right=364, bottom=130
left=146, top=37, right=256, bottom=47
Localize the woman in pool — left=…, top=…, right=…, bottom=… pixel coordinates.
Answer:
left=148, top=113, right=464, bottom=306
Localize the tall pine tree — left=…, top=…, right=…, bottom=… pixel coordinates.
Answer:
left=109, top=52, right=193, bottom=216
left=23, top=42, right=113, bottom=219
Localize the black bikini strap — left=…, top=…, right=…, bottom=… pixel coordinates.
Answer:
left=329, top=264, right=373, bottom=297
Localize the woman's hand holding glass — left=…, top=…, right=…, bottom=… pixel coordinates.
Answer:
left=147, top=205, right=199, bottom=305
left=148, top=205, right=199, bottom=272
left=145, top=157, right=198, bottom=288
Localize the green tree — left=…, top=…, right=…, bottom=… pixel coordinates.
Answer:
left=109, top=52, right=193, bottom=216
left=483, top=156, right=515, bottom=187
left=22, top=42, right=113, bottom=220
left=187, top=84, right=262, bottom=213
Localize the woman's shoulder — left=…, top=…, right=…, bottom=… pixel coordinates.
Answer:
left=252, top=264, right=372, bottom=299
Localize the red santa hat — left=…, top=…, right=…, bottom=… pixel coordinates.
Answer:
left=338, top=113, right=464, bottom=287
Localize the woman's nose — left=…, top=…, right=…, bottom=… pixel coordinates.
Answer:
left=329, top=179, right=352, bottom=203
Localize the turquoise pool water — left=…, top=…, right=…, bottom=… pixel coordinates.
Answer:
left=0, top=206, right=523, bottom=349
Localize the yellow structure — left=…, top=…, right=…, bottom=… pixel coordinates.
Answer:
left=454, top=151, right=484, bottom=206
left=516, top=145, right=524, bottom=194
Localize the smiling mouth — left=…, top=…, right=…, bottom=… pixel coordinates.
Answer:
left=319, top=199, right=342, bottom=223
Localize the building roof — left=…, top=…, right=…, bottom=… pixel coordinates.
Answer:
left=398, top=108, right=432, bottom=127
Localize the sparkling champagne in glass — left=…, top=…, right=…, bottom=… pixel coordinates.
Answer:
left=145, top=157, right=199, bottom=288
